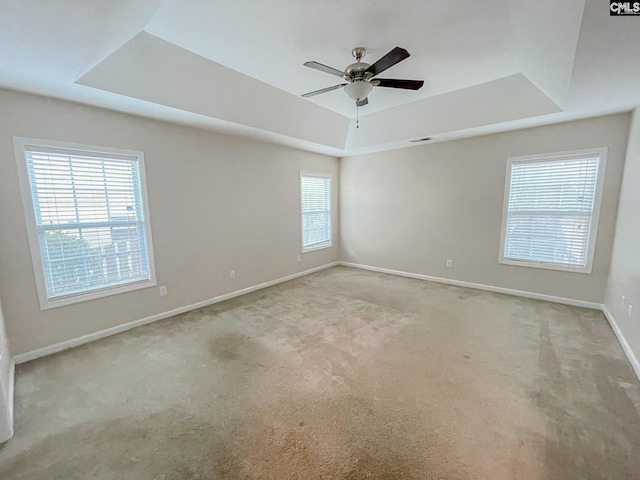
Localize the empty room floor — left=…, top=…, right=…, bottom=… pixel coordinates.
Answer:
left=0, top=266, right=639, bottom=479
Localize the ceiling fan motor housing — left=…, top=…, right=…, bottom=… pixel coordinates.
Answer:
left=346, top=47, right=370, bottom=80
left=345, top=62, right=370, bottom=79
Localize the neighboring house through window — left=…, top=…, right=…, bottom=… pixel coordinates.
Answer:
left=14, top=137, right=156, bottom=309
left=300, top=172, right=332, bottom=252
left=500, top=148, right=607, bottom=274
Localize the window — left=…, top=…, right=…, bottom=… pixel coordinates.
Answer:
left=300, top=172, right=332, bottom=252
left=499, top=148, right=607, bottom=273
left=14, top=138, right=156, bottom=309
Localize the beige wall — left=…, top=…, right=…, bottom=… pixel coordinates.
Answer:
left=340, top=114, right=630, bottom=303
left=0, top=89, right=339, bottom=355
left=0, top=86, right=633, bottom=358
left=605, top=108, right=640, bottom=361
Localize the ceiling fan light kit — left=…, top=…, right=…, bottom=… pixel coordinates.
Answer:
left=302, top=46, right=424, bottom=116
left=344, top=81, right=373, bottom=101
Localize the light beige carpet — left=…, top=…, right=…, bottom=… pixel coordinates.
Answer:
left=0, top=266, right=639, bottom=479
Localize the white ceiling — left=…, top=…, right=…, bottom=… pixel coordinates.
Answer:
left=1, top=0, right=639, bottom=156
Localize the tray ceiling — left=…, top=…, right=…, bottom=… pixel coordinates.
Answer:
left=1, top=0, right=638, bottom=155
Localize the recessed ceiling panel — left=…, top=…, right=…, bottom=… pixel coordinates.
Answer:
left=567, top=0, right=640, bottom=113
left=508, top=0, right=585, bottom=106
left=77, top=32, right=350, bottom=149
left=346, top=74, right=562, bottom=149
left=146, top=0, right=519, bottom=116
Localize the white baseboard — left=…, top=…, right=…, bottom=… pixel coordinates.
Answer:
left=601, top=305, right=640, bottom=382
left=338, top=261, right=602, bottom=310
left=14, top=260, right=638, bottom=385
left=339, top=261, right=640, bottom=382
left=13, top=262, right=339, bottom=365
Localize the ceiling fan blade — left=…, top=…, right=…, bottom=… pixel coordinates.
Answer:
left=356, top=97, right=368, bottom=107
left=365, top=47, right=410, bottom=77
left=372, top=78, right=424, bottom=90
left=301, top=83, right=347, bottom=98
left=304, top=61, right=345, bottom=78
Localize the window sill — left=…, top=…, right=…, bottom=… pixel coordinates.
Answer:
left=39, top=279, right=157, bottom=310
left=302, top=242, right=333, bottom=253
left=499, top=258, right=592, bottom=274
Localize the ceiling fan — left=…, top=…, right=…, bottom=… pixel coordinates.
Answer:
left=301, top=46, right=424, bottom=107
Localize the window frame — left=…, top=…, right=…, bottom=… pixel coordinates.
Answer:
left=498, top=147, right=607, bottom=274
left=300, top=171, right=332, bottom=253
left=13, top=137, right=157, bottom=310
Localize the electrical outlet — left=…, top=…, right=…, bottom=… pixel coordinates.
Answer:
left=446, top=259, right=453, bottom=268
left=230, top=270, right=236, bottom=279
left=159, top=285, right=167, bottom=297
left=297, top=255, right=301, bottom=262
left=628, top=305, right=633, bottom=317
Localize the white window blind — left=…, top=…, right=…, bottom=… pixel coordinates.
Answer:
left=15, top=138, right=156, bottom=308
left=500, top=149, right=606, bottom=273
left=301, top=173, right=331, bottom=251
